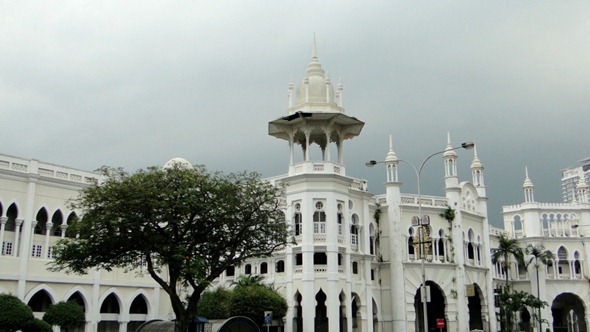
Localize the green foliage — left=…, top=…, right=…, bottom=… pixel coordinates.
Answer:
left=497, top=288, right=548, bottom=332
left=373, top=203, right=381, bottom=223
left=438, top=206, right=455, bottom=222
left=525, top=244, right=555, bottom=269
left=196, top=288, right=231, bottom=319
left=229, top=284, right=288, bottom=326
left=491, top=234, right=525, bottom=284
left=491, top=234, right=525, bottom=331
left=49, top=164, right=289, bottom=331
left=197, top=278, right=287, bottom=327
left=525, top=243, right=555, bottom=331
left=0, top=293, right=34, bottom=332
left=232, top=275, right=266, bottom=288
left=43, top=301, right=85, bottom=329
left=22, top=318, right=52, bottom=332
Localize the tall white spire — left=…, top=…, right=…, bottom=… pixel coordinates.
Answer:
left=471, top=144, right=484, bottom=187
left=443, top=132, right=458, bottom=178
left=312, top=33, right=318, bottom=62
left=385, top=134, right=399, bottom=182
left=523, top=167, right=535, bottom=203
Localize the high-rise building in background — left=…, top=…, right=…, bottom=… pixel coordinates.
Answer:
left=561, top=158, right=590, bottom=203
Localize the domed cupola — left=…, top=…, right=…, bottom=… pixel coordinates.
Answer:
left=268, top=38, right=364, bottom=175
left=293, top=42, right=336, bottom=106
left=287, top=37, right=344, bottom=114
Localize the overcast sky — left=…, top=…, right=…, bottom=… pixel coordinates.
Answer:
left=1, top=1, right=588, bottom=227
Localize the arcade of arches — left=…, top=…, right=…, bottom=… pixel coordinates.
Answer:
left=24, top=288, right=150, bottom=332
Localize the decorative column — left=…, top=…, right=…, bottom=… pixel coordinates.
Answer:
left=44, top=222, right=53, bottom=259
left=0, top=217, right=7, bottom=255
left=13, top=219, right=23, bottom=257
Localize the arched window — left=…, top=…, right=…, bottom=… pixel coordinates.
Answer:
left=130, top=295, right=148, bottom=314
left=51, top=210, right=63, bottom=237
left=352, top=261, right=358, bottom=274
left=27, top=290, right=53, bottom=312
left=260, top=262, right=268, bottom=274
left=557, top=246, right=570, bottom=277
left=573, top=251, right=582, bottom=277
left=294, top=203, right=302, bottom=236
left=35, top=208, right=48, bottom=234
left=467, top=229, right=475, bottom=261
left=65, top=212, right=78, bottom=238
left=438, top=229, right=446, bottom=262
left=276, top=260, right=285, bottom=273
left=245, top=264, right=252, bottom=275
left=313, top=202, right=326, bottom=234
left=337, top=203, right=343, bottom=235
left=226, top=266, right=235, bottom=277
left=100, top=293, right=120, bottom=314
left=351, top=214, right=359, bottom=246
left=5, top=203, right=18, bottom=232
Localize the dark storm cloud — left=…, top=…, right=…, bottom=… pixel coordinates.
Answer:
left=1, top=1, right=588, bottom=226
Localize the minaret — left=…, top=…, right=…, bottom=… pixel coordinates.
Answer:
left=268, top=40, right=369, bottom=332
left=470, top=145, right=486, bottom=197
left=385, top=135, right=399, bottom=183
left=523, top=167, right=535, bottom=203
left=443, top=132, right=460, bottom=192
left=384, top=135, right=407, bottom=331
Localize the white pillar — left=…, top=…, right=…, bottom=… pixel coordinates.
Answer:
left=0, top=217, right=6, bottom=255
left=44, top=222, right=53, bottom=259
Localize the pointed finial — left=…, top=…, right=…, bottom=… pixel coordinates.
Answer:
left=444, top=131, right=457, bottom=157
left=385, top=134, right=397, bottom=162
left=524, top=167, right=533, bottom=188
left=471, top=144, right=483, bottom=169
left=312, top=34, right=318, bottom=62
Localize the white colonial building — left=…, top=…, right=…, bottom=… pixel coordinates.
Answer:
left=499, top=168, right=590, bottom=332
left=0, top=155, right=172, bottom=331
left=213, top=42, right=497, bottom=332
left=6, top=40, right=589, bottom=332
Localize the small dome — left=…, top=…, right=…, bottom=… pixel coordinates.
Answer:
left=163, top=158, right=193, bottom=170
left=294, top=58, right=335, bottom=105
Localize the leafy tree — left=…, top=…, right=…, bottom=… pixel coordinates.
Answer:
left=498, top=288, right=548, bottom=332
left=43, top=301, right=85, bottom=331
left=229, top=283, right=288, bottom=326
left=232, top=274, right=266, bottom=288
left=491, top=234, right=525, bottom=331
left=196, top=288, right=231, bottom=319
left=525, top=244, right=555, bottom=332
left=197, top=275, right=287, bottom=327
left=0, top=293, right=35, bottom=332
left=23, top=318, right=52, bottom=332
left=50, top=165, right=290, bottom=332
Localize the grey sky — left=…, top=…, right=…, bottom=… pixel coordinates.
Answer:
left=1, top=1, right=589, bottom=226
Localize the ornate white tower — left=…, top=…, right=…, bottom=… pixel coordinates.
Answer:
left=268, top=40, right=373, bottom=332
left=268, top=38, right=364, bottom=175
left=523, top=167, right=535, bottom=203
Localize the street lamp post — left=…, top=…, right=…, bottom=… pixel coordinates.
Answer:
left=366, top=141, right=474, bottom=332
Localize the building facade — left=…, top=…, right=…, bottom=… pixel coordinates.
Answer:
left=499, top=168, right=590, bottom=332
left=7, top=42, right=590, bottom=332
left=0, top=154, right=172, bottom=332
left=213, top=43, right=497, bottom=332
